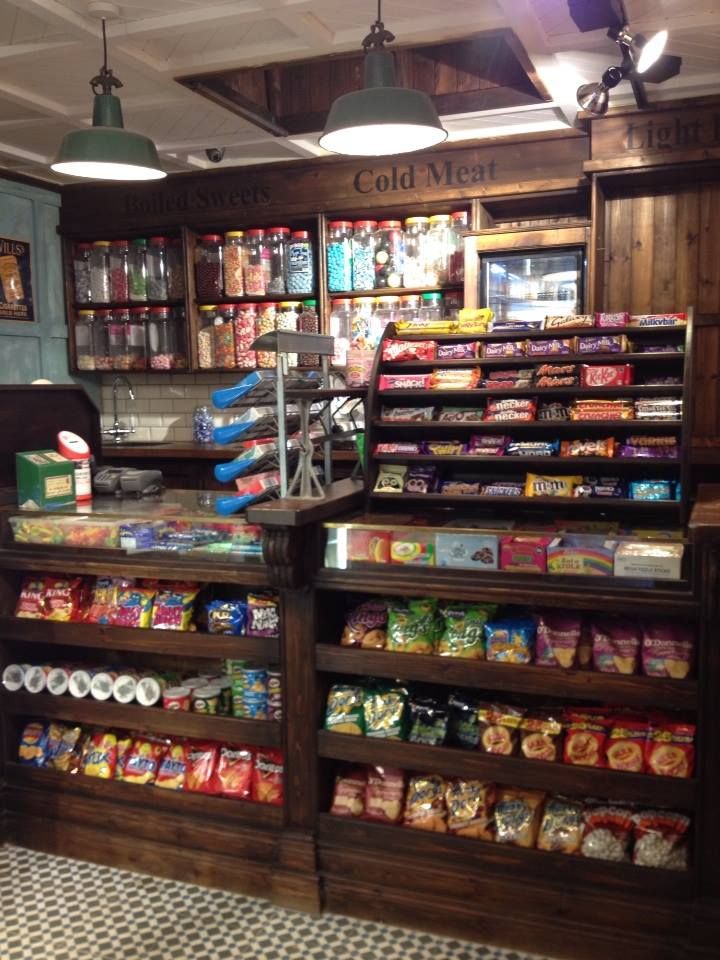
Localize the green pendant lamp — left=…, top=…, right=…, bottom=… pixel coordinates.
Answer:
left=319, top=0, right=447, bottom=157
left=52, top=18, right=166, bottom=181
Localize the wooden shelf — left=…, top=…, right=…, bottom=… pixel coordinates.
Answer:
left=0, top=616, right=279, bottom=661
left=1, top=691, right=281, bottom=747
left=317, top=731, right=696, bottom=808
left=374, top=454, right=681, bottom=469
left=316, top=814, right=693, bottom=898
left=0, top=548, right=271, bottom=586
left=383, top=352, right=686, bottom=370
left=374, top=419, right=683, bottom=434
left=370, top=492, right=682, bottom=511
left=315, top=568, right=698, bottom=616
left=74, top=300, right=185, bottom=310
left=5, top=762, right=282, bottom=827
left=328, top=283, right=463, bottom=299
left=395, top=326, right=687, bottom=343
left=315, top=645, right=698, bottom=711
left=378, top=386, right=684, bottom=399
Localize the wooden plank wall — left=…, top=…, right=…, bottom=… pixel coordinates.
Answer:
left=602, top=184, right=720, bottom=452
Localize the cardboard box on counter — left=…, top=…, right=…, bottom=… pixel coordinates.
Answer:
left=614, top=541, right=684, bottom=581
left=436, top=532, right=499, bottom=570
left=16, top=450, right=75, bottom=510
left=547, top=535, right=617, bottom=576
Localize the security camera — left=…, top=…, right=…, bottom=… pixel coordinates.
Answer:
left=205, top=147, right=225, bottom=163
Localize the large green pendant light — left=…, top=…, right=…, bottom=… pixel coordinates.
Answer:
left=319, top=0, right=446, bottom=157
left=52, top=18, right=166, bottom=181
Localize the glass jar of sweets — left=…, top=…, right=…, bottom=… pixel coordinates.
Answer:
left=73, top=243, right=92, bottom=302
left=327, top=220, right=353, bottom=292
left=93, top=309, right=113, bottom=370
left=427, top=214, right=452, bottom=286
left=109, top=240, right=129, bottom=302
left=277, top=300, right=300, bottom=367
left=351, top=296, right=376, bottom=350
left=75, top=309, right=96, bottom=370
left=419, top=291, right=443, bottom=323
left=373, top=295, right=400, bottom=346
left=234, top=303, right=257, bottom=370
left=147, top=306, right=175, bottom=370
left=448, top=210, right=468, bottom=283
left=403, top=217, right=430, bottom=287
left=166, top=237, right=185, bottom=299
left=286, top=230, right=314, bottom=296
left=214, top=304, right=236, bottom=370
left=193, top=405, right=214, bottom=444
left=223, top=231, right=245, bottom=297
left=267, top=226, right=290, bottom=295
left=146, top=236, right=169, bottom=300
left=90, top=241, right=111, bottom=303
left=374, top=221, right=403, bottom=289
left=329, top=298, right=352, bottom=366
left=109, top=308, right=131, bottom=369
left=197, top=304, right=218, bottom=369
left=244, top=229, right=268, bottom=296
left=195, top=234, right=223, bottom=301
left=297, top=299, right=319, bottom=367
left=128, top=238, right=148, bottom=302
left=256, top=302, right=277, bottom=369
left=351, top=220, right=377, bottom=291
left=127, top=307, right=147, bottom=370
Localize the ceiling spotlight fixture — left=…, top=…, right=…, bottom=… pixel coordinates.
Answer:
left=576, top=65, right=625, bottom=117
left=319, top=0, right=447, bottom=157
left=612, top=25, right=668, bottom=74
left=51, top=17, right=166, bottom=181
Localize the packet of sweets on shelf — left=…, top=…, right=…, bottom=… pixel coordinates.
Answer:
left=525, top=473, right=582, bottom=498
left=437, top=406, right=484, bottom=422
left=403, top=774, right=447, bottom=833
left=544, top=314, right=593, bottom=330
left=437, top=341, right=479, bottom=360
left=381, top=405, right=435, bottom=422
left=374, top=442, right=422, bottom=455
left=364, top=765, right=405, bottom=823
left=212, top=744, right=253, bottom=799
left=378, top=373, right=431, bottom=391
left=330, top=767, right=367, bottom=818
left=595, top=312, right=630, bottom=328
left=526, top=338, right=574, bottom=357
left=394, top=318, right=455, bottom=334
left=155, top=741, right=188, bottom=791
left=483, top=340, right=526, bottom=359
left=629, top=313, right=687, bottom=328
left=185, top=741, right=220, bottom=794
left=445, top=779, right=495, bottom=840
left=429, top=368, right=480, bottom=390
left=252, top=748, right=284, bottom=805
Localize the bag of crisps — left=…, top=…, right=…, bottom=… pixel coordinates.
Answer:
left=114, top=735, right=133, bottom=780
left=185, top=741, right=220, bottom=794
left=403, top=774, right=447, bottom=833
left=212, top=744, right=253, bottom=799
left=82, top=731, right=118, bottom=779
left=18, top=721, right=48, bottom=766
left=15, top=577, right=48, bottom=619
left=251, top=748, right=284, bottom=805
left=445, top=779, right=495, bottom=840
left=155, top=741, right=189, bottom=791
left=324, top=684, right=365, bottom=736
left=42, top=576, right=87, bottom=622
left=123, top=736, right=167, bottom=785
left=364, top=765, right=405, bottom=824
left=111, top=587, right=156, bottom=628
left=330, top=767, right=367, bottom=818
left=150, top=584, right=199, bottom=631
left=46, top=723, right=83, bottom=773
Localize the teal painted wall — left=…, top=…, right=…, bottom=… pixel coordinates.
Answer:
left=0, top=176, right=71, bottom=384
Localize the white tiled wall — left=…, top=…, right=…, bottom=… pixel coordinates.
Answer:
left=99, top=372, right=244, bottom=443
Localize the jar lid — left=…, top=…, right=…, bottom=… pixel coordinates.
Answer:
left=129, top=306, right=147, bottom=315
left=218, top=304, right=236, bottom=311
left=331, top=298, right=353, bottom=307
left=353, top=220, right=377, bottom=230
left=200, top=234, right=223, bottom=243
left=111, top=239, right=129, bottom=247
left=194, top=685, right=221, bottom=697
left=149, top=236, right=167, bottom=245
left=428, top=214, right=451, bottom=223
left=422, top=292, right=443, bottom=302
left=400, top=295, right=421, bottom=305
left=291, top=230, right=310, bottom=239
left=354, top=297, right=377, bottom=305
left=405, top=216, right=429, bottom=225
left=247, top=228, right=265, bottom=238
left=76, top=242, right=92, bottom=250
left=198, top=304, right=217, bottom=312
left=302, top=299, right=317, bottom=307
left=77, top=309, right=96, bottom=317
left=451, top=210, right=468, bottom=221
left=132, top=237, right=147, bottom=245
left=329, top=220, right=353, bottom=229
left=96, top=308, right=112, bottom=316
left=150, top=306, right=170, bottom=314
left=225, top=231, right=244, bottom=238
left=378, top=220, right=402, bottom=229
left=279, top=301, right=301, bottom=307
left=93, top=240, right=112, bottom=246
left=258, top=302, right=276, bottom=309
left=269, top=226, right=291, bottom=234
left=376, top=295, right=400, bottom=305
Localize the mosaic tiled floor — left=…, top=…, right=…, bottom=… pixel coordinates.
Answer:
left=0, top=844, right=557, bottom=960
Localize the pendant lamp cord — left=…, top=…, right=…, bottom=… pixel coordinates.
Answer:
left=363, top=0, right=394, bottom=49
left=90, top=17, right=123, bottom=95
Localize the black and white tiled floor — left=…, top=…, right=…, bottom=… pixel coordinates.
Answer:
left=0, top=845, right=556, bottom=960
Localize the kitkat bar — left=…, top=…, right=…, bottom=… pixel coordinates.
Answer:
left=580, top=364, right=634, bottom=387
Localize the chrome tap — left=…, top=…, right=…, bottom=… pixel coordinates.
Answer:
left=103, top=375, right=136, bottom=443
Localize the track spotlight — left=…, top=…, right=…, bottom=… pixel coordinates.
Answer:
left=576, top=66, right=625, bottom=117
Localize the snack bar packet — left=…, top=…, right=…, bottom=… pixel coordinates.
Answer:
left=537, top=796, right=584, bottom=854
left=591, top=619, right=640, bottom=674
left=445, top=779, right=495, bottom=840
left=534, top=612, right=582, bottom=668
left=437, top=603, right=496, bottom=659
left=632, top=810, right=690, bottom=870
left=641, top=622, right=693, bottom=679
left=364, top=766, right=406, bottom=824
left=330, top=767, right=367, bottom=818
left=340, top=599, right=387, bottom=649
left=252, top=748, right=284, bottom=805
left=494, top=788, right=545, bottom=848
left=325, top=684, right=365, bottom=736
left=212, top=744, right=253, bottom=799
left=82, top=731, right=118, bottom=779
left=581, top=805, right=634, bottom=861
left=155, top=742, right=189, bottom=791
left=18, top=721, right=48, bottom=766
left=645, top=721, right=695, bottom=778
left=386, top=598, right=442, bottom=655
left=363, top=686, right=407, bottom=740
left=403, top=774, right=447, bottom=833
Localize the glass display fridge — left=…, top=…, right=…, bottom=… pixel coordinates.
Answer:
left=480, top=247, right=585, bottom=324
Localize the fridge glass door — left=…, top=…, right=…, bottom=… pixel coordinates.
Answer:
left=482, top=248, right=584, bottom=325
